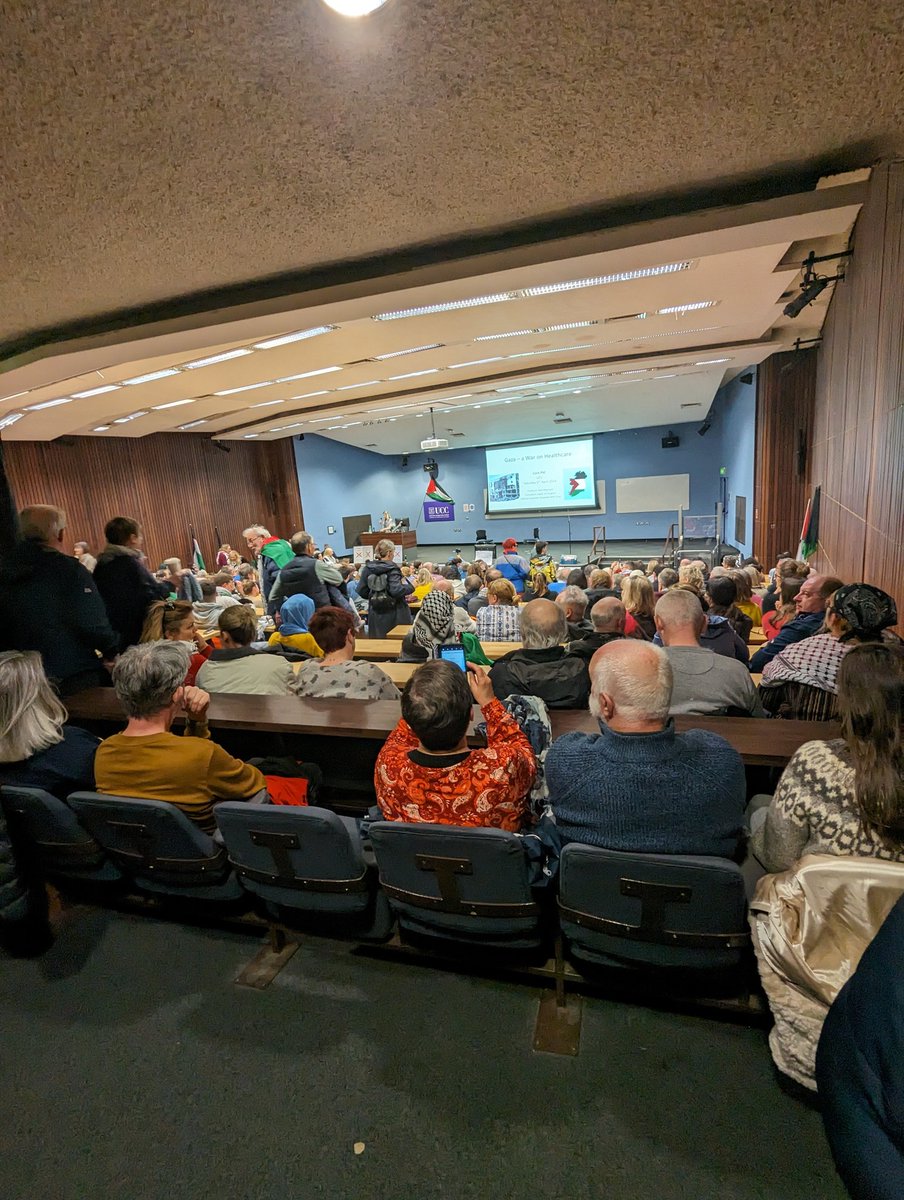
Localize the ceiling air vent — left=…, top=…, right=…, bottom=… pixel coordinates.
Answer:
left=604, top=311, right=648, bottom=323
left=553, top=413, right=573, bottom=424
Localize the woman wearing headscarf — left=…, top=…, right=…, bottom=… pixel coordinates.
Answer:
left=398, top=589, right=460, bottom=663
left=760, top=583, right=898, bottom=718
left=267, top=594, right=324, bottom=659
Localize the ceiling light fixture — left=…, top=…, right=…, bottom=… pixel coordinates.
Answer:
left=695, top=358, right=731, bottom=365
left=178, top=419, right=208, bottom=430
left=289, top=390, right=331, bottom=400
left=250, top=400, right=285, bottom=408
left=183, top=348, right=253, bottom=369
left=447, top=357, right=505, bottom=369
left=522, top=261, right=693, bottom=297
left=320, top=0, right=391, bottom=16
left=71, top=384, right=122, bottom=398
left=113, top=411, right=149, bottom=424
left=0, top=412, right=24, bottom=430
left=373, top=292, right=515, bottom=321
left=336, top=380, right=381, bottom=391
left=214, top=381, right=275, bottom=396
left=253, top=325, right=336, bottom=350
left=629, top=326, right=723, bottom=342
left=386, top=369, right=440, bottom=380
left=656, top=301, right=717, bottom=315
left=121, top=368, right=181, bottom=386
left=25, top=397, right=73, bottom=411
left=152, top=399, right=196, bottom=410
left=0, top=391, right=28, bottom=403
left=92, top=425, right=111, bottom=432
left=277, top=366, right=342, bottom=382
left=243, top=434, right=259, bottom=439
left=372, top=343, right=443, bottom=360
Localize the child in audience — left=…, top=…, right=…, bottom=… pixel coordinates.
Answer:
left=140, top=599, right=212, bottom=686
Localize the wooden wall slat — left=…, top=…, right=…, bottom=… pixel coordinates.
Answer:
left=2, top=433, right=304, bottom=568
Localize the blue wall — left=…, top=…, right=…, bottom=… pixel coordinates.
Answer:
left=709, top=370, right=757, bottom=557
left=294, top=386, right=758, bottom=553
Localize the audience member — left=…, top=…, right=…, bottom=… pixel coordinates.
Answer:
left=566, top=597, right=627, bottom=662
left=653, top=585, right=750, bottom=663
left=140, top=599, right=213, bottom=686
left=654, top=567, right=678, bottom=596
left=196, top=605, right=293, bottom=695
left=547, top=566, right=569, bottom=597
left=269, top=530, right=343, bottom=612
left=761, top=557, right=809, bottom=616
left=92, top=515, right=171, bottom=650
left=240, top=579, right=264, bottom=614
left=529, top=541, right=557, bottom=584
left=192, top=578, right=239, bottom=631
left=546, top=640, right=746, bottom=855
left=522, top=571, right=552, bottom=603
left=655, top=590, right=764, bottom=716
left=761, top=575, right=804, bottom=640
left=730, top=569, right=762, bottom=627
left=750, top=574, right=845, bottom=672
left=215, top=543, right=231, bottom=568
left=375, top=660, right=535, bottom=830
left=456, top=573, right=484, bottom=609
left=490, top=600, right=589, bottom=708
left=467, top=568, right=503, bottom=616
left=472, top=579, right=518, bottom=641
left=243, top=524, right=293, bottom=613
left=0, top=650, right=98, bottom=796
left=750, top=643, right=904, bottom=871
left=584, top=567, right=617, bottom=607
left=268, top=594, right=324, bottom=659
left=434, top=579, right=475, bottom=633
left=159, top=557, right=203, bottom=603
left=494, top=538, right=530, bottom=595
left=357, top=538, right=415, bottom=639
left=73, top=541, right=97, bottom=572
left=399, top=590, right=461, bottom=663
left=0, top=505, right=119, bottom=695
left=706, top=574, right=752, bottom=643
left=677, top=563, right=707, bottom=602
left=293, top=607, right=399, bottom=701
left=95, top=642, right=266, bottom=833
left=760, top=583, right=898, bottom=716
left=620, top=574, right=656, bottom=640
left=555, top=585, right=592, bottom=640
left=411, top=567, right=434, bottom=602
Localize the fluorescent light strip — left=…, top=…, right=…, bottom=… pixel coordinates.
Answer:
left=183, top=348, right=253, bottom=369
left=93, top=425, right=111, bottom=432
left=277, top=367, right=342, bottom=383
left=249, top=400, right=285, bottom=408
left=152, top=399, right=196, bottom=410
left=629, top=326, right=723, bottom=341
left=0, top=412, right=24, bottom=430
left=522, top=261, right=693, bottom=297
left=448, top=357, right=505, bottom=369
left=386, top=369, right=439, bottom=380
left=695, top=357, right=731, bottom=365
left=289, top=390, right=331, bottom=400
left=336, top=380, right=381, bottom=391
left=0, top=391, right=28, bottom=403
left=121, top=368, right=181, bottom=385
left=656, top=301, right=717, bottom=315
left=253, top=325, right=336, bottom=350
left=474, top=329, right=535, bottom=341
left=72, top=384, right=122, bottom=398
left=474, top=320, right=598, bottom=342
left=113, top=411, right=149, bottom=424
left=373, top=293, right=515, bottom=321
left=244, top=434, right=259, bottom=439
left=25, top=397, right=72, bottom=411
left=178, top=419, right=208, bottom=430
left=372, top=343, right=443, bottom=360
left=214, top=380, right=275, bottom=396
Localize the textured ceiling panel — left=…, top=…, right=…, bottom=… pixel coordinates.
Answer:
left=1, top=0, right=902, bottom=346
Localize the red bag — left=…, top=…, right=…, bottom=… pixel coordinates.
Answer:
left=251, top=758, right=323, bottom=808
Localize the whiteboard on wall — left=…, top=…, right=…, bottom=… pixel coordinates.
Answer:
left=616, top=473, right=690, bottom=514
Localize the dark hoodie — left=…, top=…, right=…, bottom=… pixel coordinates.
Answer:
left=93, top=543, right=171, bottom=650
left=652, top=615, right=749, bottom=664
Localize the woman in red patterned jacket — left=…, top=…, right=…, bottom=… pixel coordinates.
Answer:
left=374, top=660, right=536, bottom=831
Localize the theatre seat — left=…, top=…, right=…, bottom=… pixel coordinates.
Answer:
left=67, top=792, right=243, bottom=902
left=214, top=804, right=392, bottom=941
left=368, top=821, right=546, bottom=949
left=558, top=844, right=750, bottom=972
left=1, top=786, right=122, bottom=885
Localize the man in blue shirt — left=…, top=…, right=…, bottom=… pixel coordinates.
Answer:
left=750, top=574, right=844, bottom=673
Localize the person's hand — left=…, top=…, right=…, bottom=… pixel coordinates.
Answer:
left=193, top=631, right=209, bottom=652
left=466, top=662, right=495, bottom=707
left=182, top=686, right=210, bottom=722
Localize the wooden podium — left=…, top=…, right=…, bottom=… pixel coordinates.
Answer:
left=355, top=532, right=418, bottom=563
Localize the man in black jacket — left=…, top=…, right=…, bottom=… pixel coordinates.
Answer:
left=268, top=530, right=342, bottom=613
left=94, top=516, right=171, bottom=650
left=566, top=597, right=627, bottom=662
left=489, top=599, right=590, bottom=709
left=0, top=505, right=119, bottom=694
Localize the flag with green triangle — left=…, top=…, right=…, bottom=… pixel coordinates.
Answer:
left=797, top=486, right=821, bottom=560
left=425, top=477, right=454, bottom=504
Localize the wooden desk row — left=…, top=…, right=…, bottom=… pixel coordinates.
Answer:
left=354, top=638, right=520, bottom=662
left=65, top=687, right=836, bottom=769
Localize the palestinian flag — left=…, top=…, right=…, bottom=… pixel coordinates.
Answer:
left=190, top=526, right=206, bottom=572
left=425, top=477, right=454, bottom=504
left=798, top=486, right=821, bottom=560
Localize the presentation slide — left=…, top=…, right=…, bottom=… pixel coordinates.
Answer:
left=485, top=436, right=598, bottom=514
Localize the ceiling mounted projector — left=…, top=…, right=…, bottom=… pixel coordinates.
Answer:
left=420, top=436, right=449, bottom=451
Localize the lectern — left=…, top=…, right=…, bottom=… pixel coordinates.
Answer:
left=355, top=532, right=418, bottom=563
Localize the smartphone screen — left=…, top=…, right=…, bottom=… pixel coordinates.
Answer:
left=436, top=644, right=467, bottom=672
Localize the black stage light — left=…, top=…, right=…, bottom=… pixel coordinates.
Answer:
left=697, top=418, right=712, bottom=437
left=783, top=276, right=830, bottom=318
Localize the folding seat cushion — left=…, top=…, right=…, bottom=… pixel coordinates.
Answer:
left=1, top=786, right=121, bottom=883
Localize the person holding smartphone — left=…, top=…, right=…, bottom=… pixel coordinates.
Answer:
left=374, top=660, right=536, bottom=831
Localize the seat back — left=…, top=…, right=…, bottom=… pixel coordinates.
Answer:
left=558, top=843, right=749, bottom=969
left=369, top=821, right=544, bottom=948
left=215, top=803, right=373, bottom=917
left=67, top=792, right=239, bottom=898
left=1, top=786, right=121, bottom=881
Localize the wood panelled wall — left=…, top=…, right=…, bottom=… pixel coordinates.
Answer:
left=2, top=433, right=304, bottom=568
left=809, top=160, right=904, bottom=615
left=754, top=349, right=817, bottom=568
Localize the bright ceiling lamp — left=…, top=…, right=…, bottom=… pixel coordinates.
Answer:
left=253, top=325, right=336, bottom=350
left=183, top=348, right=253, bottom=369
left=25, top=397, right=73, bottom=411
left=321, top=0, right=391, bottom=15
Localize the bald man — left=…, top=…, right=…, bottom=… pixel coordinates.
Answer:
left=489, top=599, right=590, bottom=708
left=750, top=573, right=844, bottom=672
left=566, top=597, right=627, bottom=662
left=545, top=640, right=745, bottom=856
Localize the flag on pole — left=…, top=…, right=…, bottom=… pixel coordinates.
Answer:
left=797, top=485, right=821, bottom=560
left=425, top=477, right=454, bottom=504
left=214, top=525, right=222, bottom=551
left=190, top=525, right=206, bottom=572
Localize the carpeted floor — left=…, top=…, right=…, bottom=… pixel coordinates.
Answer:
left=0, top=912, right=844, bottom=1200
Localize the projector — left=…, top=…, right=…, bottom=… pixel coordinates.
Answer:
left=420, top=436, right=449, bottom=451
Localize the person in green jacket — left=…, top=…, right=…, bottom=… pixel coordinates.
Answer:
left=243, top=524, right=293, bottom=614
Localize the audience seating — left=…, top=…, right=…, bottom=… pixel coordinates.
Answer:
left=368, top=821, right=548, bottom=950
left=214, top=803, right=392, bottom=941
left=1, top=785, right=123, bottom=887
left=558, top=844, right=750, bottom=972
left=67, top=792, right=245, bottom=903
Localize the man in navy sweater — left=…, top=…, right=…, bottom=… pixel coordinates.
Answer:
left=545, top=639, right=746, bottom=857
left=749, top=573, right=843, bottom=673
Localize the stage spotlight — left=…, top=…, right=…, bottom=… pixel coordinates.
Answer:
left=697, top=418, right=712, bottom=437
left=212, top=439, right=232, bottom=453
left=783, top=276, right=830, bottom=318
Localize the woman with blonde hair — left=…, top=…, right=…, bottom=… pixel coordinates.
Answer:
left=0, top=650, right=98, bottom=797
left=677, top=563, right=706, bottom=598
left=140, top=599, right=212, bottom=686
left=621, top=574, right=656, bottom=640
left=411, top=567, right=434, bottom=603
left=476, top=578, right=522, bottom=641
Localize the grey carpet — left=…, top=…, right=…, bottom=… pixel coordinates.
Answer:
left=0, top=912, right=844, bottom=1200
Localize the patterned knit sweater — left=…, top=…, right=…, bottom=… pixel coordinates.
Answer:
left=750, top=739, right=904, bottom=872
left=545, top=720, right=746, bottom=856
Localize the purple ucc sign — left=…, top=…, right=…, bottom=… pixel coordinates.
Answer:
left=423, top=501, right=454, bottom=523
